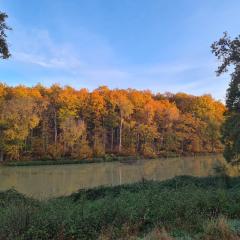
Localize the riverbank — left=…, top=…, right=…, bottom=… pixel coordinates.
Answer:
left=1, top=153, right=221, bottom=167
left=1, top=155, right=141, bottom=166
left=1, top=175, right=240, bottom=239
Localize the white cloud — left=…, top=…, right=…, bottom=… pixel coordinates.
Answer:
left=14, top=51, right=82, bottom=69
left=142, top=63, right=196, bottom=75
left=11, top=28, right=83, bottom=70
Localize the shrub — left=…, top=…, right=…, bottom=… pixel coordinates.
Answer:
left=202, top=217, right=239, bottom=240
left=1, top=176, right=240, bottom=239
left=143, top=228, right=173, bottom=240
left=47, top=143, right=63, bottom=159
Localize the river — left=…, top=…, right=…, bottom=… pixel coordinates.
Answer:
left=0, top=155, right=224, bottom=199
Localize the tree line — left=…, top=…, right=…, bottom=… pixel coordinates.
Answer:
left=0, top=84, right=225, bottom=161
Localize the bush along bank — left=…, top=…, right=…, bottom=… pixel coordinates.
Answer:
left=1, top=176, right=240, bottom=239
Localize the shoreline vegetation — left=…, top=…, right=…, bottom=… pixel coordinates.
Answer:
left=1, top=175, right=240, bottom=239
left=1, top=153, right=221, bottom=167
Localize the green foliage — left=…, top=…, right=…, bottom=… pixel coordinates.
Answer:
left=0, top=12, right=11, bottom=59
left=1, top=176, right=240, bottom=239
left=212, top=32, right=240, bottom=163
left=222, top=113, right=240, bottom=163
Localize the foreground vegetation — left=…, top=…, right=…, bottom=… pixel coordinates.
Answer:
left=1, top=175, right=240, bottom=239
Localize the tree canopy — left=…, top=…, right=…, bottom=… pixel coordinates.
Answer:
left=0, top=11, right=11, bottom=59
left=0, top=84, right=225, bottom=161
left=212, top=32, right=240, bottom=163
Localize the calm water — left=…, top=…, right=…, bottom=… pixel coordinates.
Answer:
left=0, top=155, right=224, bottom=199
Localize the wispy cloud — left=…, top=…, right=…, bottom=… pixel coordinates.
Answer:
left=142, top=63, right=196, bottom=75
left=14, top=51, right=82, bottom=69
left=11, top=28, right=83, bottom=70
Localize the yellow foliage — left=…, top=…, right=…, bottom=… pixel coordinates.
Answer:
left=0, top=84, right=226, bottom=160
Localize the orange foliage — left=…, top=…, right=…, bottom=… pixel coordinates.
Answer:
left=0, top=84, right=226, bottom=160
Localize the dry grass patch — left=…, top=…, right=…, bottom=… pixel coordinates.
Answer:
left=202, top=217, right=240, bottom=240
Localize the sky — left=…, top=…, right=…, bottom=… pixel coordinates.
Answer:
left=0, top=0, right=239, bottom=101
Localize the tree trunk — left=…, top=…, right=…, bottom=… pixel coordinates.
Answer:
left=103, top=129, right=106, bottom=152
left=137, top=133, right=140, bottom=152
left=53, top=108, right=58, bottom=145
left=181, top=140, right=184, bottom=154
left=30, top=128, right=33, bottom=151
left=119, top=118, right=123, bottom=152
left=0, top=150, right=3, bottom=162
left=42, top=118, right=47, bottom=153
left=63, top=141, right=66, bottom=156
left=111, top=128, right=114, bottom=152
left=211, top=136, right=214, bottom=153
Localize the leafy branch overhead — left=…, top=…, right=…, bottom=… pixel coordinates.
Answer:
left=212, top=32, right=240, bottom=163
left=212, top=32, right=240, bottom=76
left=0, top=11, right=11, bottom=59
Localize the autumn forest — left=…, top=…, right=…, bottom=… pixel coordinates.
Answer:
left=0, top=84, right=225, bottom=161
left=3, top=3, right=240, bottom=239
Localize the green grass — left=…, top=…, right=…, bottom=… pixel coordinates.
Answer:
left=1, top=175, right=240, bottom=239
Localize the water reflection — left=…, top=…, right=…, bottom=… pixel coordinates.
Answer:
left=0, top=155, right=224, bottom=199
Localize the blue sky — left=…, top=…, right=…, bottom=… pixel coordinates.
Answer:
left=0, top=0, right=239, bottom=100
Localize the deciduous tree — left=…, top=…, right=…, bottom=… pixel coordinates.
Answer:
left=0, top=12, right=11, bottom=59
